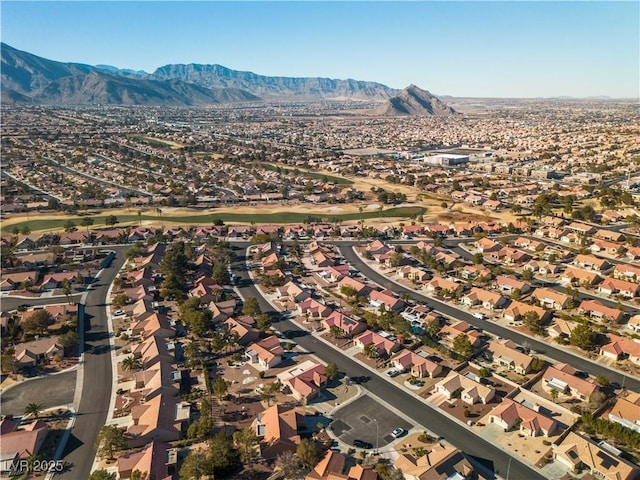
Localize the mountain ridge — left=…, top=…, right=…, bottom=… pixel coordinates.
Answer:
left=376, top=84, right=457, bottom=116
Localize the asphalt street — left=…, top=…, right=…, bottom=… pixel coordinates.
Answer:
left=56, top=246, right=128, bottom=480
left=0, top=370, right=76, bottom=416
left=230, top=243, right=545, bottom=480
left=336, top=244, right=640, bottom=392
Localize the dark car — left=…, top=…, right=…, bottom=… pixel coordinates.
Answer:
left=353, top=440, right=373, bottom=449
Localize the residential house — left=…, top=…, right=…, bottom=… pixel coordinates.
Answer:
left=608, top=392, right=640, bottom=434
left=368, top=289, right=405, bottom=311
left=613, top=264, right=640, bottom=283
left=353, top=330, right=401, bottom=358
left=425, top=276, right=463, bottom=296
left=322, top=311, right=366, bottom=338
left=306, top=451, right=378, bottom=480
left=434, top=372, right=495, bottom=405
left=40, top=271, right=79, bottom=291
left=489, top=398, right=558, bottom=437
left=392, top=350, right=443, bottom=379
left=117, top=440, right=174, bottom=480
left=460, top=287, right=509, bottom=311
left=474, top=237, right=502, bottom=253
left=277, top=360, right=327, bottom=404
left=245, top=336, right=284, bottom=371
left=401, top=305, right=440, bottom=329
left=486, top=340, right=534, bottom=375
left=131, top=313, right=176, bottom=339
left=573, top=254, right=611, bottom=272
left=439, top=321, right=483, bottom=349
left=325, top=264, right=350, bottom=283
left=0, top=271, right=39, bottom=291
left=14, top=336, right=64, bottom=369
left=598, top=277, right=640, bottom=298
left=133, top=335, right=181, bottom=369
left=297, top=298, right=332, bottom=320
left=127, top=394, right=188, bottom=447
left=460, top=264, right=492, bottom=280
left=530, top=287, right=572, bottom=310
left=591, top=239, right=625, bottom=256
left=578, top=299, right=625, bottom=324
left=253, top=404, right=306, bottom=459
left=0, top=419, right=49, bottom=470
left=560, top=267, right=602, bottom=287
left=503, top=301, right=550, bottom=323
left=566, top=222, right=597, bottom=235
left=398, top=265, right=430, bottom=283
left=224, top=317, right=260, bottom=346
left=555, top=432, right=640, bottom=480
left=394, top=444, right=475, bottom=480
left=542, top=363, right=597, bottom=401
left=599, top=334, right=640, bottom=364
left=495, top=275, right=531, bottom=295
left=595, top=229, right=625, bottom=242
left=337, top=276, right=369, bottom=297
left=628, top=315, right=640, bottom=334
left=277, top=281, right=311, bottom=303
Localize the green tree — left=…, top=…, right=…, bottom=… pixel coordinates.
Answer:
left=363, top=343, right=380, bottom=359
left=213, top=377, right=229, bottom=401
left=209, top=430, right=241, bottom=477
left=105, top=215, right=119, bottom=227
left=61, top=278, right=73, bottom=304
left=80, top=216, right=94, bottom=233
left=121, top=355, right=142, bottom=372
left=233, top=427, right=259, bottom=462
left=64, top=220, right=77, bottom=232
left=23, top=310, right=54, bottom=335
left=242, top=297, right=261, bottom=317
left=296, top=438, right=321, bottom=469
left=452, top=334, right=474, bottom=360
left=570, top=323, right=595, bottom=351
left=325, top=363, right=339, bottom=383
left=24, top=402, right=43, bottom=418
left=96, top=425, right=126, bottom=460
left=89, top=470, right=117, bottom=480
left=21, top=225, right=31, bottom=235
left=523, top=311, right=544, bottom=336
left=179, top=449, right=214, bottom=480
left=59, top=331, right=80, bottom=349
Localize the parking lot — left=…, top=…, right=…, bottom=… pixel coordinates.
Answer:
left=329, top=394, right=413, bottom=450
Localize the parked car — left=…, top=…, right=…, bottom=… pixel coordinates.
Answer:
left=386, top=369, right=400, bottom=378
left=391, top=428, right=405, bottom=438
left=113, top=310, right=125, bottom=316
left=353, top=440, right=373, bottom=449
left=472, top=312, right=486, bottom=320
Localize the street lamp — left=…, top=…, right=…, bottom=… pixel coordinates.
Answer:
left=374, top=419, right=379, bottom=455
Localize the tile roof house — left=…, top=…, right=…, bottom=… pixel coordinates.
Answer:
left=297, top=298, right=333, bottom=320
left=224, top=317, right=260, bottom=346
left=503, top=301, right=550, bottom=324
left=393, top=443, right=475, bottom=480
left=542, top=363, right=598, bottom=401
left=252, top=404, right=306, bottom=459
left=368, top=289, right=405, bottom=311
left=530, top=287, right=572, bottom=310
left=425, top=276, right=463, bottom=296
left=486, top=340, right=534, bottom=375
left=14, top=336, right=64, bottom=369
left=613, top=264, right=640, bottom=283
left=127, top=394, right=188, bottom=447
left=598, top=277, right=640, bottom=298
left=555, top=431, right=640, bottom=480
left=599, top=334, right=640, bottom=364
left=434, top=371, right=495, bottom=405
left=439, top=321, right=483, bottom=349
left=460, top=287, right=509, bottom=311
left=560, top=267, right=602, bottom=287
left=392, top=350, right=443, bottom=379
left=0, top=418, right=49, bottom=467
left=306, top=451, right=378, bottom=480
left=495, top=275, right=531, bottom=294
left=353, top=330, right=401, bottom=358
left=277, top=360, right=327, bottom=404
left=578, top=299, right=625, bottom=324
left=117, top=440, right=174, bottom=480
left=573, top=254, right=611, bottom=272
left=608, top=392, right=640, bottom=434
left=131, top=313, right=176, bottom=339
left=489, top=398, right=558, bottom=437
left=322, top=311, right=366, bottom=337
left=245, top=335, right=284, bottom=371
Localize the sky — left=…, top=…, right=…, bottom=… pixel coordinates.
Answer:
left=2, top=1, right=638, bottom=98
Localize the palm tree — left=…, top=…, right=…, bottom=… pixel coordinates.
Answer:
left=24, top=402, right=43, bottom=418
left=137, top=209, right=142, bottom=227
left=363, top=343, right=380, bottom=359
left=80, top=216, right=94, bottom=234
left=156, top=208, right=164, bottom=230
left=121, top=355, right=142, bottom=372
left=61, top=278, right=73, bottom=304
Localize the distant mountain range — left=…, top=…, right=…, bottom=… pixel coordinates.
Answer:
left=376, top=85, right=457, bottom=116
left=0, top=43, right=455, bottom=113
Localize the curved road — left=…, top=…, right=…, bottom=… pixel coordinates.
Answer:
left=230, top=243, right=545, bottom=480
left=336, top=244, right=639, bottom=392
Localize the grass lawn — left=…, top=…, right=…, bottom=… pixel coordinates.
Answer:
left=2, top=206, right=426, bottom=233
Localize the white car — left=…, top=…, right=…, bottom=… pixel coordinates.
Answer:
left=391, top=428, right=405, bottom=438
left=113, top=310, right=125, bottom=316
left=472, top=312, right=486, bottom=320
